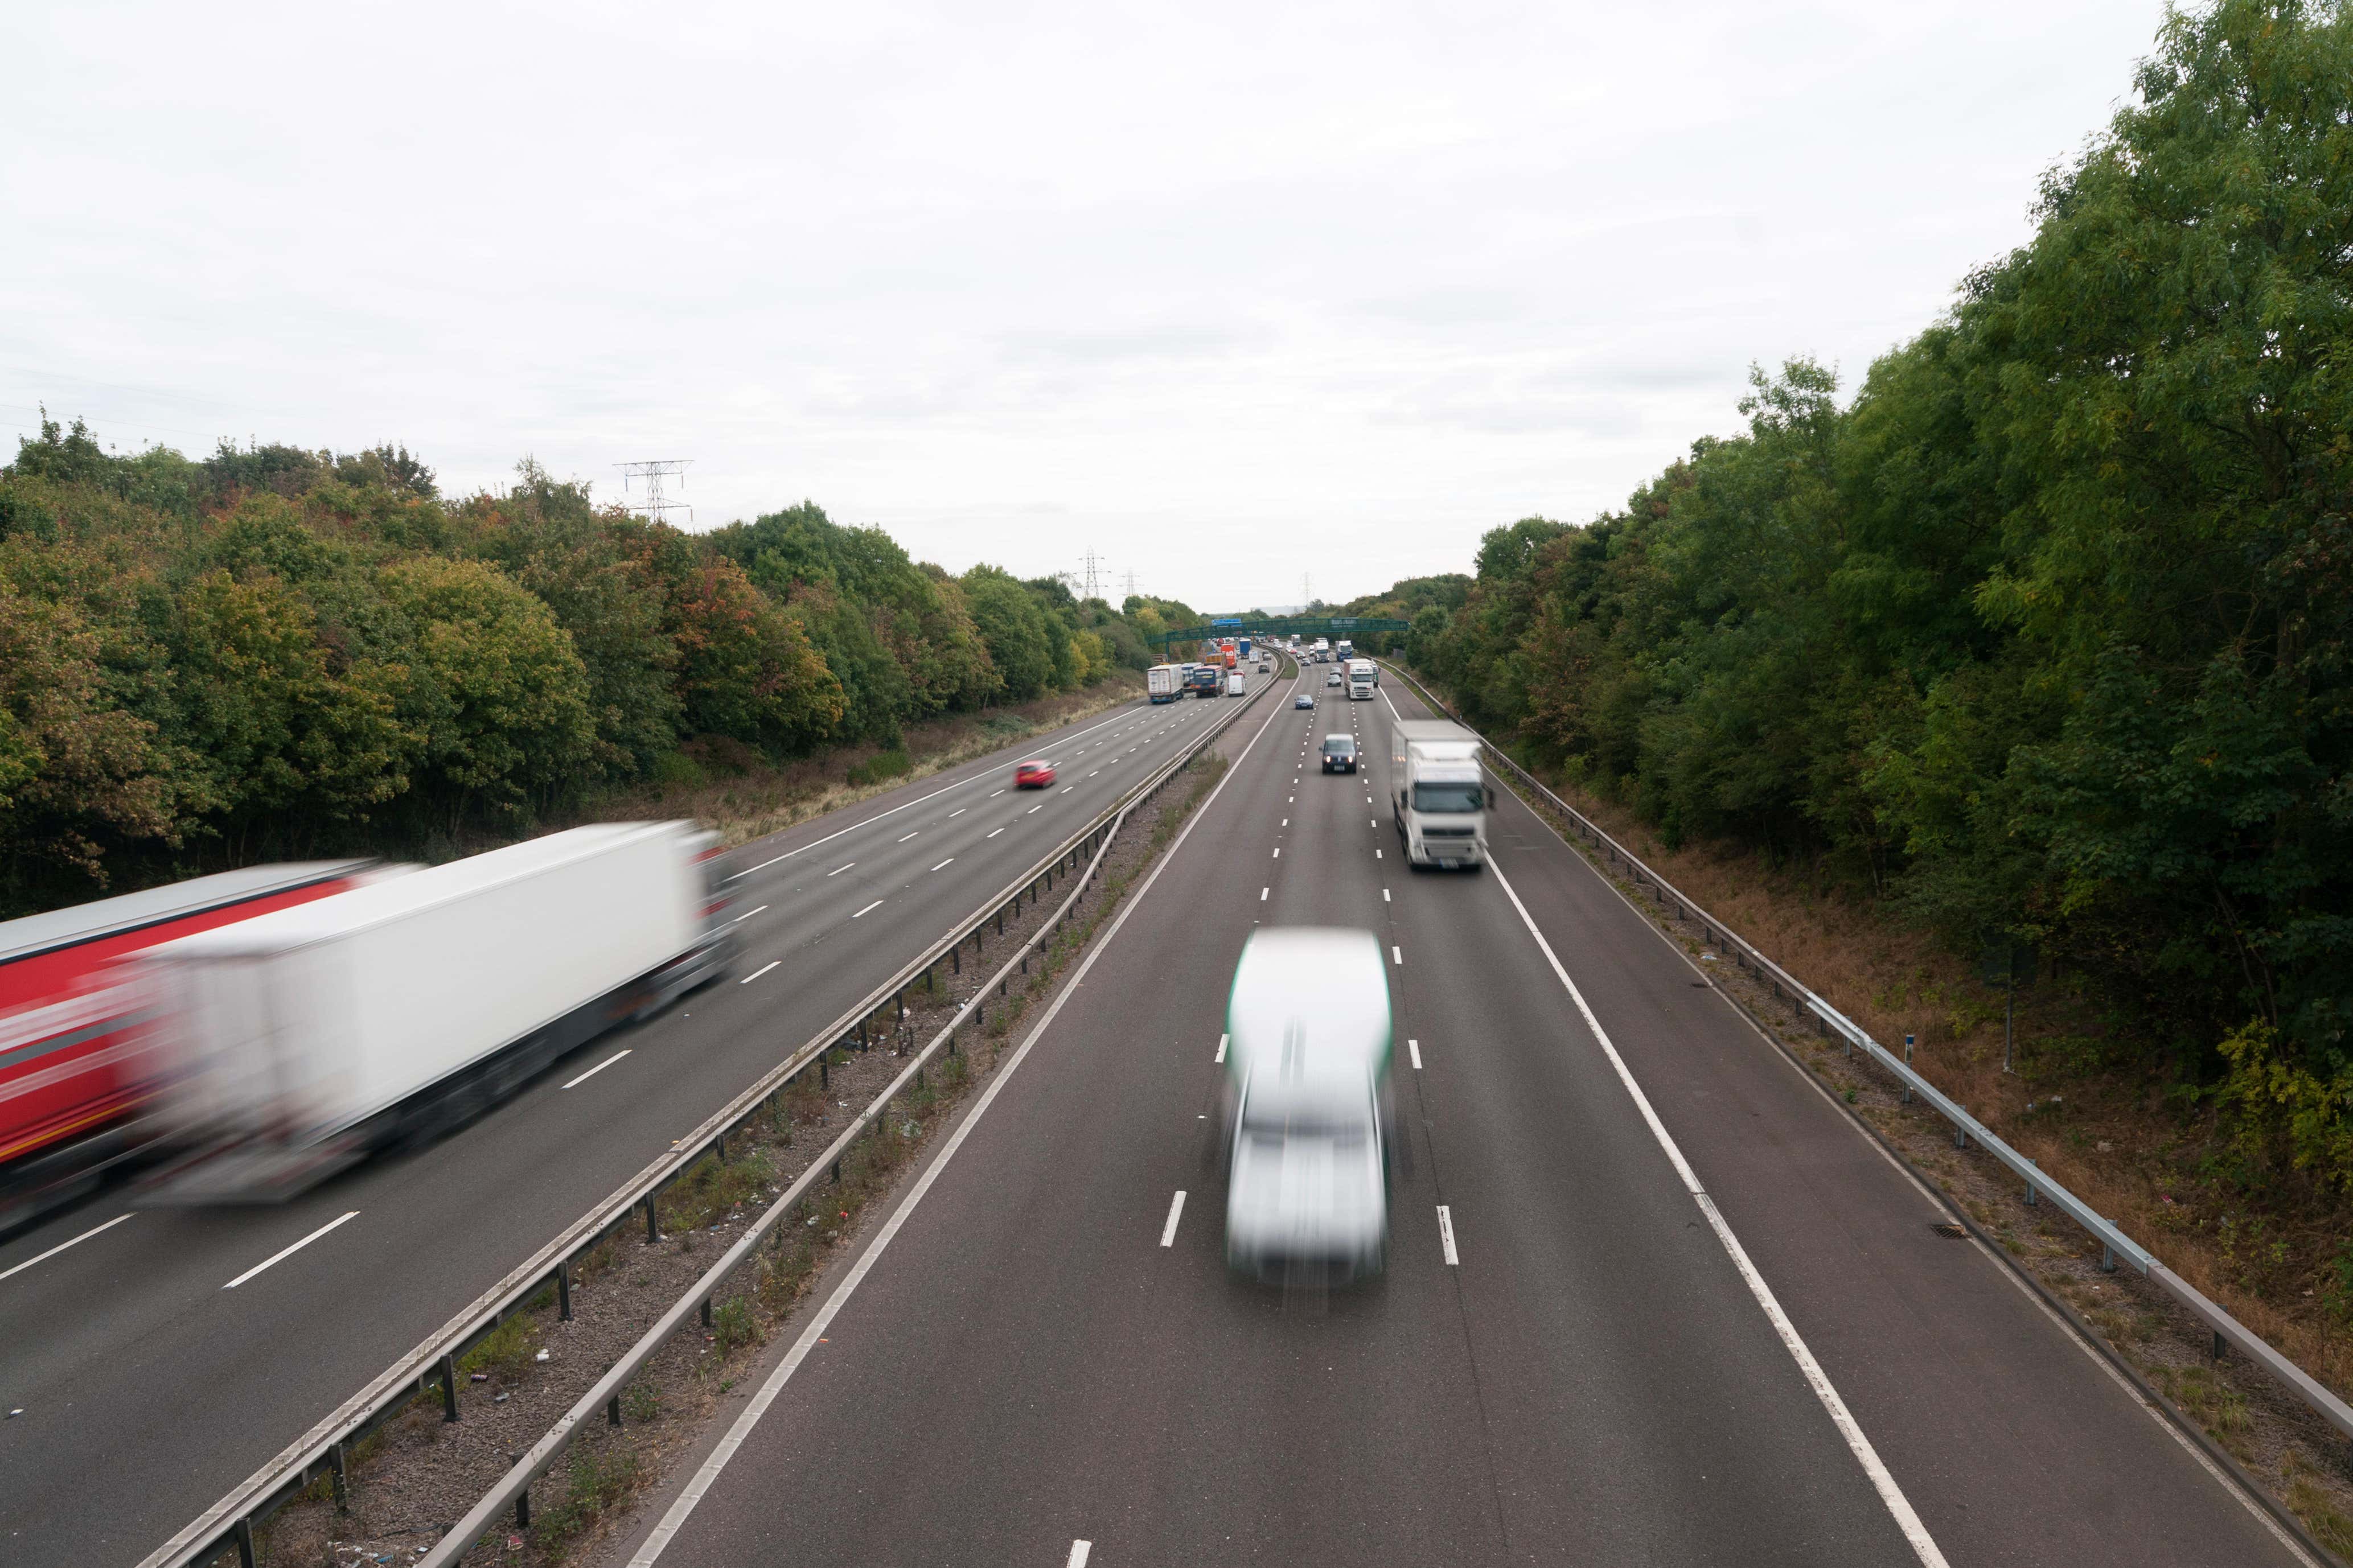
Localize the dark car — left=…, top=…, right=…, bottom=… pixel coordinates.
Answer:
left=1321, top=734, right=1357, bottom=773
left=1294, top=693, right=1315, bottom=709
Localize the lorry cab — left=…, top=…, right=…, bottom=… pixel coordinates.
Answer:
left=1390, top=720, right=1489, bottom=870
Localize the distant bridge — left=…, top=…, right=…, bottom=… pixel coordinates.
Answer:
left=1149, top=615, right=1410, bottom=651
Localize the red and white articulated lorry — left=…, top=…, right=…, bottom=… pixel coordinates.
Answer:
left=0, top=861, right=375, bottom=1232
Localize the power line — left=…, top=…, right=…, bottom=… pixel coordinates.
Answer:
left=615, top=459, right=693, bottom=526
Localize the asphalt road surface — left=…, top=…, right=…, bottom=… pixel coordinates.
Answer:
left=602, top=657, right=2309, bottom=1568
left=0, top=681, right=1249, bottom=1568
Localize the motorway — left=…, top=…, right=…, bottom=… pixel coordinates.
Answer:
left=0, top=685, right=1240, bottom=1567
left=603, top=659, right=2309, bottom=1567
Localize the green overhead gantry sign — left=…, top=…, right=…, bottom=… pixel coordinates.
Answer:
left=1149, top=616, right=1410, bottom=651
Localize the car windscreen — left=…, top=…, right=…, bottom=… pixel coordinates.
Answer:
left=1412, top=781, right=1484, bottom=813
left=1323, top=738, right=1354, bottom=754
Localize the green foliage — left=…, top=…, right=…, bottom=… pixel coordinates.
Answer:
left=0, top=437, right=1155, bottom=913
left=1412, top=0, right=2353, bottom=1186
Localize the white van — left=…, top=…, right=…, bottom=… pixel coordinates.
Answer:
left=1222, top=928, right=1393, bottom=1283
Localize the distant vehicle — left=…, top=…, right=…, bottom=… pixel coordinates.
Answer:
left=1222, top=928, right=1393, bottom=1283
left=1336, top=639, right=1353, bottom=662
left=1015, top=759, right=1056, bottom=788
left=1, top=861, right=375, bottom=1230
left=1186, top=664, right=1224, bottom=697
left=1238, top=637, right=1253, bottom=659
left=1258, top=660, right=1271, bottom=673
left=1390, top=719, right=1487, bottom=871
left=1226, top=670, right=1246, bottom=697
left=135, top=822, right=737, bottom=1201
left=1148, top=664, right=1181, bottom=703
left=1346, top=659, right=1377, bottom=701
left=1326, top=670, right=1342, bottom=688
left=1295, top=693, right=1316, bottom=709
left=1321, top=734, right=1357, bottom=773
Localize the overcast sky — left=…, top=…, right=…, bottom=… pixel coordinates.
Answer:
left=6, top=0, right=2169, bottom=610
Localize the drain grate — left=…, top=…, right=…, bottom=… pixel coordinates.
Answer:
left=1931, top=1222, right=1968, bottom=1240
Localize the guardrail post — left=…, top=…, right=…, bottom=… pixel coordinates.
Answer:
left=996, top=908, right=1005, bottom=937
left=820, top=1055, right=829, bottom=1090
left=2100, top=1245, right=2117, bottom=1274
left=715, top=1131, right=727, bottom=1162
left=556, top=1260, right=572, bottom=1322
left=438, top=1354, right=460, bottom=1422
left=330, top=1441, right=350, bottom=1512
left=234, top=1516, right=257, bottom=1568
left=608, top=1393, right=622, bottom=1427
left=2212, top=1330, right=2227, bottom=1363
left=2025, top=1160, right=2039, bottom=1207
left=1903, top=1035, right=1914, bottom=1104
left=700, top=1297, right=712, bottom=1328
left=951, top=945, right=960, bottom=976
left=515, top=1483, right=532, bottom=1530
left=644, top=1193, right=660, bottom=1244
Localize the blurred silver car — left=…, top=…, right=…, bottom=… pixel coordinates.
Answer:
left=1222, top=929, right=1393, bottom=1283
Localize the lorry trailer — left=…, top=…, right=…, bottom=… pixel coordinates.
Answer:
left=1390, top=719, right=1488, bottom=870
left=1148, top=663, right=1181, bottom=703
left=1346, top=659, right=1377, bottom=700
left=136, top=822, right=734, bottom=1201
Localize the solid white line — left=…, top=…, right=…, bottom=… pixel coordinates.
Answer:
left=852, top=900, right=883, bottom=919
left=1160, top=1190, right=1187, bottom=1246
left=1068, top=1543, right=1093, bottom=1568
left=1437, top=1205, right=1459, bottom=1264
left=897, top=832, right=919, bottom=843
left=1486, top=859, right=1949, bottom=1567
left=826, top=862, right=855, bottom=877
left=1215, top=1033, right=1229, bottom=1064
left=562, top=1049, right=631, bottom=1088
left=1391, top=946, right=1402, bottom=964
left=740, top=961, right=781, bottom=984
left=0, top=1212, right=134, bottom=1284
left=626, top=681, right=1287, bottom=1567
left=930, top=857, right=955, bottom=871
left=724, top=706, right=1141, bottom=879
left=224, top=1211, right=359, bottom=1290
left=733, top=904, right=769, bottom=921
left=1408, top=1039, right=1422, bottom=1069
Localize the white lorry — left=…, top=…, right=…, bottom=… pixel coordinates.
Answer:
left=1312, top=638, right=1330, bottom=663
left=137, top=821, right=735, bottom=1200
left=1148, top=664, right=1181, bottom=703
left=1390, top=719, right=1488, bottom=870
left=1222, top=928, right=1392, bottom=1283
left=1345, top=658, right=1377, bottom=700
left=1226, top=669, right=1246, bottom=697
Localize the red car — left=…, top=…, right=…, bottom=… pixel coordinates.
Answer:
left=1015, top=759, right=1056, bottom=789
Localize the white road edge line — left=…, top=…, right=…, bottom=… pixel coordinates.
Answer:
left=1160, top=1190, right=1186, bottom=1247
left=1408, top=1039, right=1421, bottom=1069
left=0, top=1211, right=134, bottom=1284
left=625, top=670, right=1291, bottom=1568
left=1487, top=858, right=1949, bottom=1568
left=739, top=961, right=781, bottom=984
left=1437, top=1204, right=1459, bottom=1265
left=851, top=900, right=883, bottom=919
left=224, top=1211, right=360, bottom=1290
left=562, top=1050, right=631, bottom=1089
left=725, top=706, right=1139, bottom=879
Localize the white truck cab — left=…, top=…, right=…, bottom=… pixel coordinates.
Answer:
left=1390, top=719, right=1487, bottom=870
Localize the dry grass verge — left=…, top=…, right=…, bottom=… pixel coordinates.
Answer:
left=231, top=734, right=1238, bottom=1568
left=585, top=674, right=1146, bottom=849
